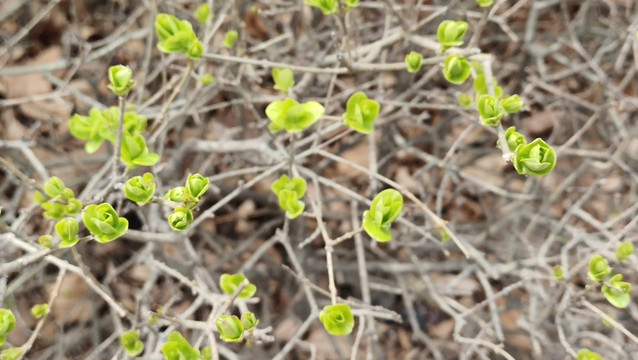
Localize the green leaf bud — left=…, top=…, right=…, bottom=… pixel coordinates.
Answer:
left=201, top=346, right=213, bottom=360
left=272, top=68, right=295, bottom=93
left=39, top=235, right=53, bottom=249
left=362, top=189, right=403, bottom=242
left=125, top=173, right=156, bottom=205
left=161, top=332, right=200, bottom=360
left=200, top=74, right=214, bottom=85
left=224, top=30, right=239, bottom=48
left=476, top=0, right=494, bottom=7
left=602, top=274, right=631, bottom=309
left=512, top=138, right=557, bottom=176
left=442, top=55, right=471, bottom=84
left=319, top=304, right=354, bottom=336
left=241, top=312, right=259, bottom=331
left=304, top=0, right=338, bottom=15
left=82, top=203, right=129, bottom=243
left=553, top=265, right=564, bottom=280
left=165, top=187, right=187, bottom=203
left=56, top=217, right=80, bottom=248
left=266, top=98, right=324, bottom=133
left=616, top=242, right=634, bottom=262
left=168, top=207, right=193, bottom=231
left=195, top=4, right=212, bottom=24
left=107, top=65, right=134, bottom=97
left=0, top=347, right=24, bottom=360
left=473, top=74, right=503, bottom=97
left=458, top=93, right=473, bottom=108
left=219, top=273, right=257, bottom=299
left=120, top=134, right=159, bottom=169
left=497, top=126, right=527, bottom=153
left=405, top=51, right=423, bottom=73
left=587, top=254, right=611, bottom=282
left=437, top=20, right=468, bottom=51
left=120, top=330, right=144, bottom=357
left=501, top=94, right=524, bottom=114
left=477, top=95, right=504, bottom=127
left=0, top=309, right=16, bottom=347
left=185, top=173, right=209, bottom=199
left=30, top=304, right=50, bottom=319
left=343, top=92, right=380, bottom=134
left=216, top=315, right=244, bottom=342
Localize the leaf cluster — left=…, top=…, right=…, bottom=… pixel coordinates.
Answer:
left=271, top=175, right=307, bottom=219
left=362, top=189, right=403, bottom=242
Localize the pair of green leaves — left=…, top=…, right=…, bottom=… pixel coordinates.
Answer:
left=108, top=65, right=133, bottom=97
left=34, top=177, right=82, bottom=220
left=266, top=98, right=324, bottom=133
left=319, top=304, right=354, bottom=336
left=216, top=312, right=259, bottom=342
left=155, top=14, right=203, bottom=60
left=497, top=127, right=557, bottom=177
left=343, top=92, right=380, bottom=134
left=272, top=175, right=307, bottom=219
left=272, top=68, right=295, bottom=93
left=30, top=304, right=50, bottom=319
left=120, top=330, right=144, bottom=357
left=165, top=173, right=209, bottom=231
left=161, top=332, right=200, bottom=360
left=0, top=309, right=15, bottom=347
left=83, top=203, right=129, bottom=243
left=476, top=95, right=523, bottom=127
left=405, top=51, right=423, bottom=73
left=442, top=55, right=471, bottom=85
left=362, top=189, right=403, bottom=242
left=219, top=273, right=257, bottom=299
left=125, top=173, right=156, bottom=205
left=437, top=20, right=468, bottom=52
left=588, top=254, right=631, bottom=308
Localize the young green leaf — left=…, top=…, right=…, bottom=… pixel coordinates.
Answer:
left=219, top=273, right=257, bottom=299
left=155, top=14, right=203, bottom=60
left=120, top=134, right=159, bottom=168
left=266, top=98, right=324, bottom=133
left=602, top=274, right=631, bottom=308
left=165, top=186, right=187, bottom=203
left=125, top=173, right=156, bottom=205
left=458, top=93, right=473, bottom=108
left=69, top=108, right=113, bottom=153
left=39, top=235, right=53, bottom=249
left=553, top=265, right=564, bottom=280
left=272, top=175, right=307, bottom=218
left=120, top=330, right=144, bottom=357
left=616, top=241, right=634, bottom=262
left=168, top=207, right=194, bottom=231
left=201, top=346, right=213, bottom=360
left=442, top=55, right=471, bottom=84
left=0, top=347, right=23, bottom=360
left=161, top=332, right=200, bottom=360
left=473, top=74, right=503, bottom=97
left=501, top=94, right=524, bottom=114
left=305, top=0, right=338, bottom=15
left=195, top=4, right=212, bottom=24
left=241, top=312, right=259, bottom=331
left=344, top=0, right=360, bottom=9
left=216, top=315, right=244, bottom=342
left=497, top=126, right=527, bottom=153
left=405, top=51, right=423, bottom=73
left=362, top=189, right=403, bottom=242
left=56, top=218, right=80, bottom=247
left=185, top=173, right=209, bottom=199
left=200, top=74, right=214, bottom=85
left=512, top=138, right=557, bottom=176
left=342, top=92, right=380, bottom=134
left=437, top=20, right=468, bottom=52
left=224, top=30, right=239, bottom=48
left=0, top=309, right=16, bottom=347
left=108, top=65, right=134, bottom=97
left=476, top=0, right=494, bottom=7
left=30, top=304, right=50, bottom=319
left=477, top=95, right=504, bottom=127
left=272, top=68, right=295, bottom=93
left=36, top=177, right=83, bottom=220
left=319, top=304, right=354, bottom=336
left=82, top=203, right=129, bottom=243
left=587, top=254, right=611, bottom=282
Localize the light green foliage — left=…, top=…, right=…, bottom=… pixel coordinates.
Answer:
left=0, top=347, right=23, bottom=360
left=120, top=330, right=144, bottom=357
left=602, top=274, right=631, bottom=308
left=476, top=95, right=504, bottom=126
left=201, top=346, right=212, bottom=360
left=342, top=92, right=380, bottom=134
left=272, top=68, right=295, bottom=93
left=195, top=4, right=212, bottom=24
left=616, top=242, right=634, bottom=262
left=266, top=98, right=324, bottom=133
left=168, top=207, right=193, bottom=231
left=442, top=55, right=471, bottom=84
left=476, top=0, right=494, bottom=7
left=405, top=51, right=423, bottom=73
left=344, top=0, right=360, bottom=10
left=186, top=173, right=209, bottom=199
left=498, top=126, right=527, bottom=153
left=155, top=13, right=203, bottom=60
left=200, top=74, right=214, bottom=85
left=30, top=304, right=50, bottom=319
left=271, top=175, right=307, bottom=219
left=125, top=173, right=156, bottom=205
left=161, top=332, right=200, bottom=360
left=69, top=108, right=114, bottom=153
left=437, top=20, right=468, bottom=51
left=473, top=74, right=503, bottom=97
left=34, top=177, right=82, bottom=220
left=319, top=304, right=354, bottom=336
left=107, top=65, right=133, bottom=97
left=512, top=138, right=557, bottom=176
left=55, top=218, right=79, bottom=247
left=588, top=254, right=611, bottom=282
left=576, top=349, right=602, bottom=360
left=501, top=94, right=524, bottom=114
left=165, top=187, right=187, bottom=203
left=38, top=235, right=53, bottom=249
left=216, top=315, right=244, bottom=342
left=458, top=93, right=473, bottom=108
left=82, top=203, right=129, bottom=243
left=224, top=30, right=239, bottom=48
left=553, top=265, right=564, bottom=280
left=120, top=134, right=160, bottom=169
left=219, top=273, right=257, bottom=299
left=362, top=189, right=403, bottom=242
left=0, top=309, right=16, bottom=346
left=305, top=0, right=338, bottom=15
left=241, top=312, right=259, bottom=331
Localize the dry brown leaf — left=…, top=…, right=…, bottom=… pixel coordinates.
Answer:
left=3, top=46, right=63, bottom=99
left=522, top=110, right=560, bottom=136
left=336, top=142, right=370, bottom=178
left=18, top=99, right=72, bottom=123
left=48, top=273, right=93, bottom=324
